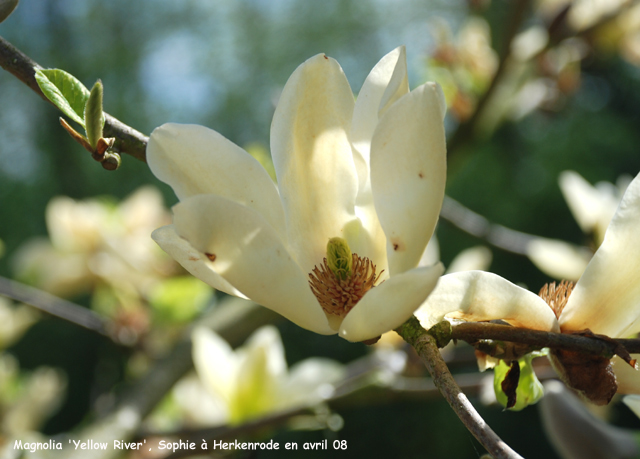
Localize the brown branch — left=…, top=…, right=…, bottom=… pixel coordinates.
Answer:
left=440, top=195, right=537, bottom=255
left=0, top=34, right=148, bottom=162
left=451, top=322, right=640, bottom=356
left=0, top=275, right=111, bottom=338
left=396, top=316, right=523, bottom=459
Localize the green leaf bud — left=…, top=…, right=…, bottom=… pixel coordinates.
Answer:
left=84, top=80, right=105, bottom=149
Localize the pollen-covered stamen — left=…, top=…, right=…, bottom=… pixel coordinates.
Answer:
left=539, top=280, right=575, bottom=319
left=308, top=253, right=383, bottom=317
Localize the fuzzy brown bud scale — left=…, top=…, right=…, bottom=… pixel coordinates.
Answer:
left=308, top=253, right=382, bottom=317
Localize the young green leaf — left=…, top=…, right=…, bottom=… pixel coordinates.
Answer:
left=84, top=80, right=105, bottom=149
left=494, top=354, right=544, bottom=411
left=35, top=69, right=90, bottom=127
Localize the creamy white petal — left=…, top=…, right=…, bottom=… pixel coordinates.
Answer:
left=559, top=170, right=605, bottom=234
left=415, top=271, right=559, bottom=332
left=243, top=325, right=287, bottom=379
left=371, top=83, right=447, bottom=275
left=348, top=47, right=409, bottom=275
left=339, top=263, right=444, bottom=342
left=526, top=238, right=591, bottom=281
left=151, top=225, right=246, bottom=298
left=560, top=171, right=640, bottom=336
left=148, top=123, right=286, bottom=238
left=351, top=46, right=409, bottom=164
left=280, top=358, right=345, bottom=408
left=446, top=246, right=493, bottom=273
left=192, top=327, right=237, bottom=403
left=613, top=357, right=640, bottom=394
left=270, top=54, right=358, bottom=274
left=172, top=195, right=335, bottom=335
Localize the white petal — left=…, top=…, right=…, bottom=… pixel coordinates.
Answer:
left=339, top=263, right=444, bottom=342
left=613, top=356, right=640, bottom=394
left=526, top=238, right=591, bottom=281
left=147, top=123, right=286, bottom=238
left=244, top=325, right=287, bottom=379
left=151, top=225, right=246, bottom=298
left=279, top=358, right=345, bottom=408
left=172, top=195, right=335, bottom=335
left=371, top=83, right=447, bottom=275
left=348, top=47, right=409, bottom=275
left=560, top=171, right=640, bottom=336
left=270, top=54, right=359, bottom=274
left=559, top=170, right=606, bottom=234
left=173, top=375, right=228, bottom=426
left=192, top=327, right=237, bottom=403
left=351, top=46, right=409, bottom=164
left=415, top=271, right=559, bottom=332
left=446, top=246, right=493, bottom=273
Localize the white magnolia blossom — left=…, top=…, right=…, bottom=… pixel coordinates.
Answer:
left=148, top=47, right=447, bottom=342
left=174, top=326, right=344, bottom=426
left=526, top=170, right=631, bottom=281
left=416, top=170, right=640, bottom=392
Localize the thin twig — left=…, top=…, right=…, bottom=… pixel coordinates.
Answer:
left=451, top=322, right=640, bottom=356
left=0, top=275, right=110, bottom=337
left=0, top=35, right=148, bottom=162
left=440, top=195, right=537, bottom=255
left=396, top=316, right=523, bottom=459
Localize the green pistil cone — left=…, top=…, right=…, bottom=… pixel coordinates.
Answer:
left=326, top=237, right=352, bottom=281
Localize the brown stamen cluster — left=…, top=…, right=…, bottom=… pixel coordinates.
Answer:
left=538, top=280, right=575, bottom=319
left=308, top=253, right=382, bottom=317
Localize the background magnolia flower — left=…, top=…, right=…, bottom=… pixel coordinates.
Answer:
left=171, top=325, right=344, bottom=426
left=527, top=170, right=632, bottom=281
left=416, top=169, right=640, bottom=402
left=148, top=47, right=447, bottom=342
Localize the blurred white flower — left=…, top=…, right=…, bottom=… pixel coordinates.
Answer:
left=12, top=187, right=178, bottom=314
left=527, top=171, right=631, bottom=280
left=149, top=47, right=447, bottom=342
left=0, top=297, right=38, bottom=349
left=0, top=354, right=67, bottom=436
left=173, top=325, right=344, bottom=426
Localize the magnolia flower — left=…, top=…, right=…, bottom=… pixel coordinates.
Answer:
left=527, top=171, right=631, bottom=280
left=416, top=170, right=640, bottom=403
left=148, top=47, right=447, bottom=342
left=173, top=325, right=344, bottom=426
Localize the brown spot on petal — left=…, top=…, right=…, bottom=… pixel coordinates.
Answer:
left=205, top=253, right=217, bottom=262
left=323, top=54, right=328, bottom=60
left=418, top=172, right=424, bottom=179
left=390, top=237, right=405, bottom=252
left=188, top=256, right=199, bottom=261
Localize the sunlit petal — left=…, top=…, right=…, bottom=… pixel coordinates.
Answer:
left=172, top=195, right=334, bottom=335
left=371, top=83, right=447, bottom=275
left=526, top=238, right=591, bottom=281
left=339, top=263, right=444, bottom=342
left=148, top=123, right=286, bottom=238
left=270, top=54, right=358, bottom=273
left=613, top=357, right=640, bottom=394
left=415, top=271, right=559, bottom=332
left=192, top=327, right=236, bottom=403
left=151, top=225, right=246, bottom=298
left=560, top=172, right=640, bottom=336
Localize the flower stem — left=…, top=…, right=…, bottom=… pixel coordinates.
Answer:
left=396, top=316, right=524, bottom=459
